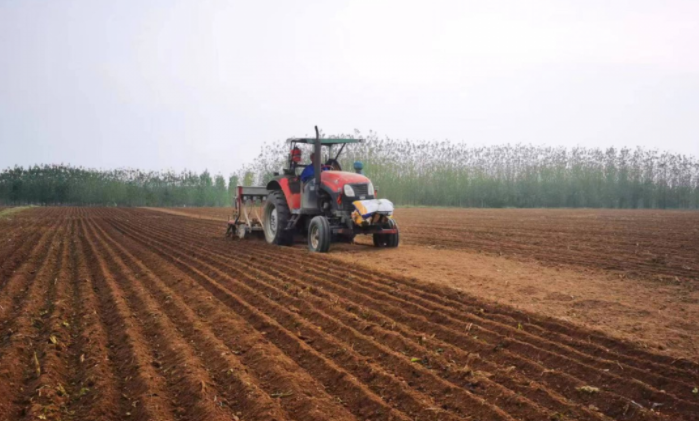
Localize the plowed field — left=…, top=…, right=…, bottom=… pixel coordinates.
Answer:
left=394, top=208, right=699, bottom=282
left=155, top=207, right=699, bottom=282
left=1, top=208, right=698, bottom=421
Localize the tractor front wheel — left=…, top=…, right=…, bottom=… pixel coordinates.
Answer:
left=373, top=218, right=399, bottom=248
left=308, top=216, right=331, bottom=253
left=263, top=191, right=293, bottom=246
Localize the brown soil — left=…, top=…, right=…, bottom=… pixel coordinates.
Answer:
left=151, top=207, right=699, bottom=283
left=151, top=206, right=699, bottom=360
left=331, top=243, right=699, bottom=360
left=393, top=208, right=699, bottom=282
left=144, top=206, right=232, bottom=221
left=1, top=207, right=698, bottom=421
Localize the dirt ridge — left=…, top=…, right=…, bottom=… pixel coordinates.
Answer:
left=1, top=207, right=697, bottom=421
left=106, top=208, right=692, bottom=418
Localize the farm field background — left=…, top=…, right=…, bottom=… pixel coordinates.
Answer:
left=153, top=207, right=699, bottom=360
left=155, top=207, right=699, bottom=281
left=0, top=207, right=697, bottom=421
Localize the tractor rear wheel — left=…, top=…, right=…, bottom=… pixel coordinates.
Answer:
left=373, top=218, right=399, bottom=248
left=308, top=216, right=331, bottom=253
left=263, top=191, right=293, bottom=246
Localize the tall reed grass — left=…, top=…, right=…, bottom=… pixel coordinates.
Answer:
left=241, top=132, right=699, bottom=209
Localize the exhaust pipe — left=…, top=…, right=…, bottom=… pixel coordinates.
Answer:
left=314, top=126, right=321, bottom=188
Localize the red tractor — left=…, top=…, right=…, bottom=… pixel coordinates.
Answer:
left=229, top=126, right=399, bottom=252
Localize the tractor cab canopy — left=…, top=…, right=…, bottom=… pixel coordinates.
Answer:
left=286, top=138, right=364, bottom=145
left=285, top=138, right=364, bottom=174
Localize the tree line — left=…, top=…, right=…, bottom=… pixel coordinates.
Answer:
left=0, top=165, right=239, bottom=207
left=242, top=132, right=699, bottom=209
left=2, top=134, right=698, bottom=208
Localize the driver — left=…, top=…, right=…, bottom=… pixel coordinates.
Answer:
left=301, top=152, right=317, bottom=183
left=302, top=152, right=337, bottom=182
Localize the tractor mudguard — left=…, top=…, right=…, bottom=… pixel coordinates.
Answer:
left=275, top=178, right=301, bottom=210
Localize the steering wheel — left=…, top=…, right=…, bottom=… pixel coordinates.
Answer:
left=325, top=159, right=342, bottom=171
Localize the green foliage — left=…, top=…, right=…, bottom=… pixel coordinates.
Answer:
left=242, top=171, right=255, bottom=187
left=0, top=165, right=234, bottom=207
left=2, top=133, right=698, bottom=209
left=241, top=131, right=699, bottom=209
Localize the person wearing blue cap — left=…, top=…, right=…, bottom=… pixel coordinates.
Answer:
left=353, top=161, right=364, bottom=174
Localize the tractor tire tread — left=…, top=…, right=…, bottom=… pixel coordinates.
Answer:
left=265, top=191, right=294, bottom=246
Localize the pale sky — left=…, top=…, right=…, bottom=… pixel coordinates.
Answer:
left=1, top=0, right=698, bottom=176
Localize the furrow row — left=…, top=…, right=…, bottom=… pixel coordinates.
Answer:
left=81, top=218, right=247, bottom=421
left=18, top=219, right=76, bottom=420
left=109, top=208, right=640, bottom=418
left=105, top=213, right=472, bottom=420
left=124, top=209, right=694, bottom=420
left=77, top=219, right=177, bottom=420
left=0, top=218, right=68, bottom=418
left=88, top=215, right=366, bottom=421
left=167, top=214, right=699, bottom=378
left=3, top=207, right=696, bottom=421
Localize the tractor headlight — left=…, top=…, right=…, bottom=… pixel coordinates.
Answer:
left=343, top=184, right=355, bottom=197
left=367, top=182, right=374, bottom=197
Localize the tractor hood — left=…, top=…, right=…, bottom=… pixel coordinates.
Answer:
left=321, top=171, right=371, bottom=192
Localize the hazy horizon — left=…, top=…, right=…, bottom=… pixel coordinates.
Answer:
left=2, top=0, right=698, bottom=176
